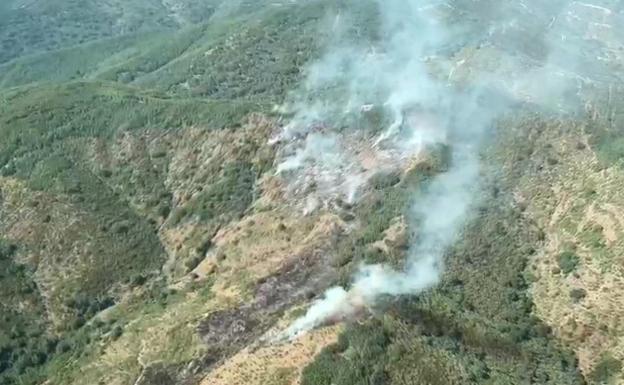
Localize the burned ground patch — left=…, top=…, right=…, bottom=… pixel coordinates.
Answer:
left=194, top=239, right=339, bottom=376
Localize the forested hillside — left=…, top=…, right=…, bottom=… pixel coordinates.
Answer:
left=1, top=1, right=623, bottom=385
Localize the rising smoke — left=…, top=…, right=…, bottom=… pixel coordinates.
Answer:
left=275, top=0, right=623, bottom=339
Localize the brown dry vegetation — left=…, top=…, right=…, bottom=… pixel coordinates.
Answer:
left=201, top=325, right=341, bottom=385
left=498, top=116, right=624, bottom=380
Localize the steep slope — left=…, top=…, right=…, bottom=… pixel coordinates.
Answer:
left=0, top=1, right=624, bottom=385
left=498, top=104, right=624, bottom=382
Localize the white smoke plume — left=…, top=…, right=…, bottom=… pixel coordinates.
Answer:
left=275, top=0, right=624, bottom=339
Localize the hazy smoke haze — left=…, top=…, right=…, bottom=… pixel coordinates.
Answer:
left=276, top=0, right=623, bottom=339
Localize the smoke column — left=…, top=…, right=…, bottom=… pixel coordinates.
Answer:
left=277, top=0, right=622, bottom=339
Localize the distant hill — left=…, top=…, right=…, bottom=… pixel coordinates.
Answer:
left=0, top=0, right=273, bottom=64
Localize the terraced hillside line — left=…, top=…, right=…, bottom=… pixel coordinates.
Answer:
left=501, top=117, right=624, bottom=380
